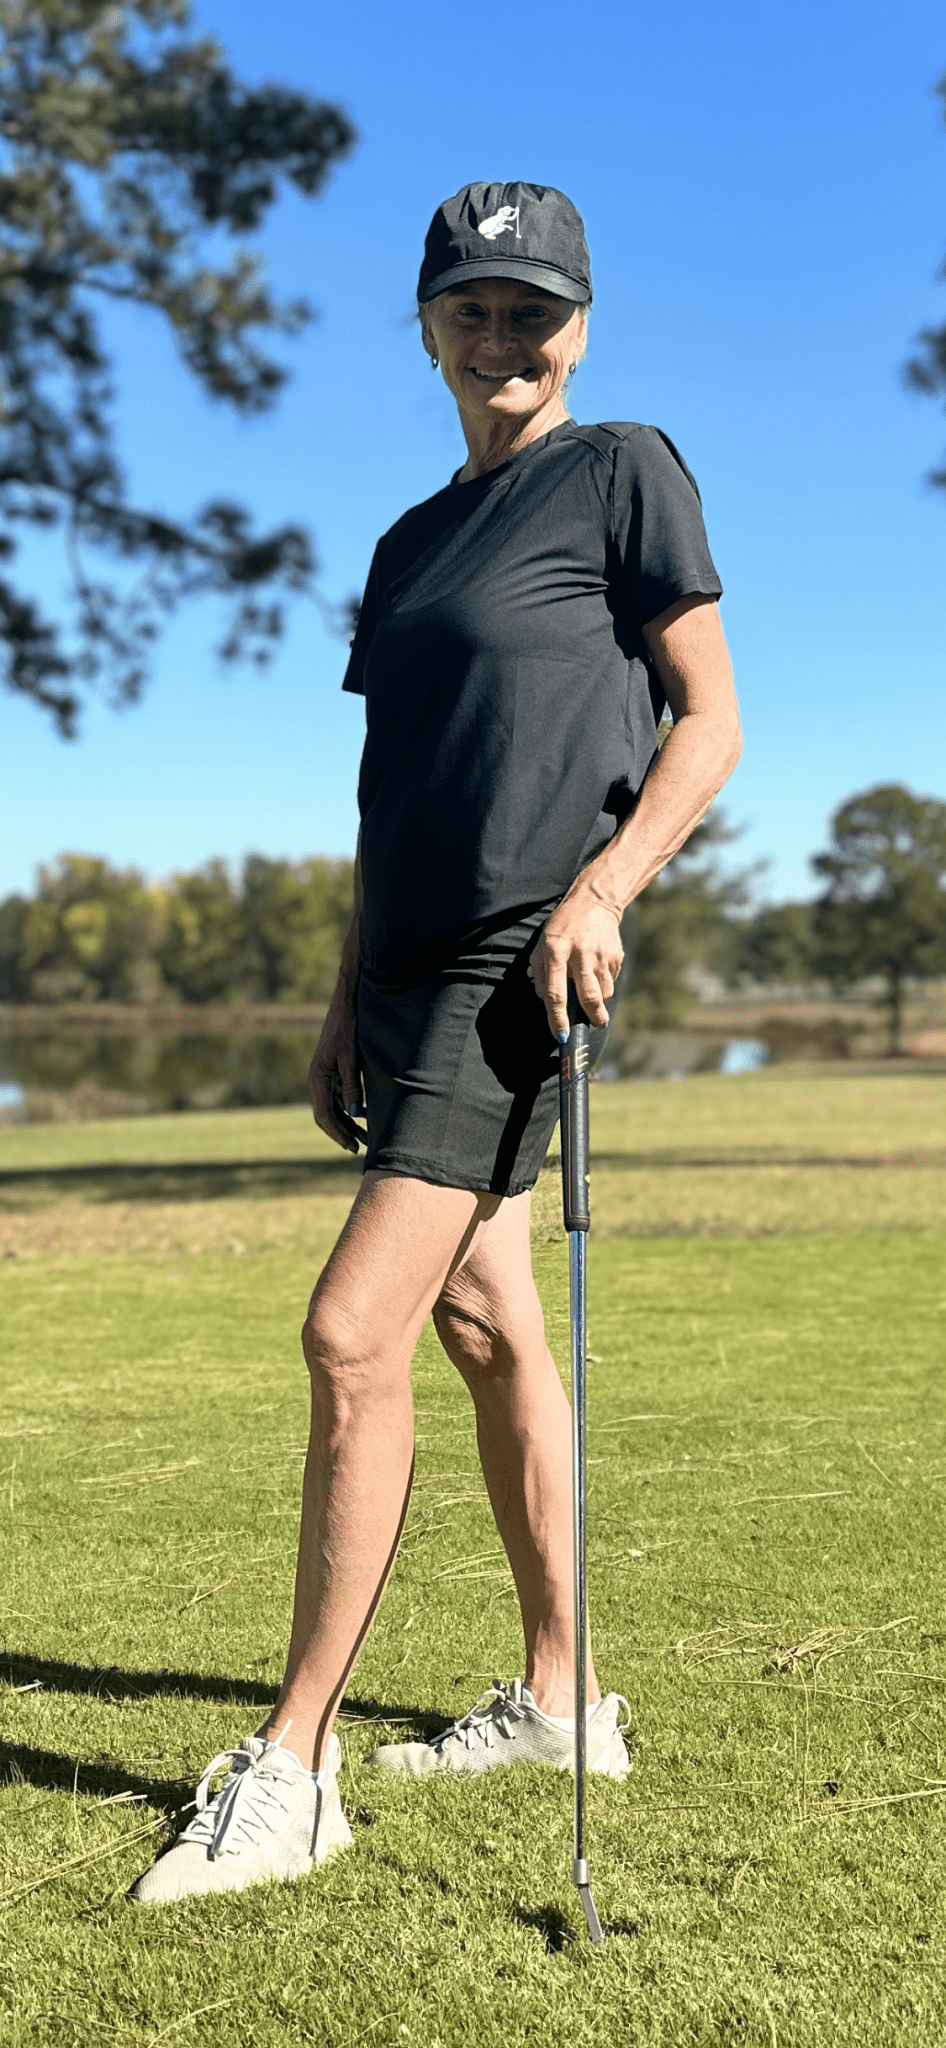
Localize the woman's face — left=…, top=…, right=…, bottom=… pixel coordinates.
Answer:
left=423, top=278, right=587, bottom=424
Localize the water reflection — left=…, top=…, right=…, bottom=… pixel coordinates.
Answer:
left=0, top=1027, right=317, bottom=1116
left=717, top=1038, right=769, bottom=1075
left=0, top=1026, right=771, bottom=1122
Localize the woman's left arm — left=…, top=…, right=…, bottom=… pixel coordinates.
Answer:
left=532, top=595, right=742, bottom=1041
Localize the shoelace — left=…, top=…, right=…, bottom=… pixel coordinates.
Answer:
left=433, top=1684, right=632, bottom=1755
left=180, top=1728, right=298, bottom=1859
left=432, top=1681, right=527, bottom=1756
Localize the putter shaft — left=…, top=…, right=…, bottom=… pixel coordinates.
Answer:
left=569, top=1232, right=603, bottom=1944
left=561, top=1018, right=604, bottom=1945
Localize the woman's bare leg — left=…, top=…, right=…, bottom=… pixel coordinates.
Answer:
left=433, top=1190, right=601, bottom=1717
left=259, top=1170, right=501, bottom=1771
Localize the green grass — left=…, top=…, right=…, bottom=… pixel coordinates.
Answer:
left=1, top=1070, right=945, bottom=2045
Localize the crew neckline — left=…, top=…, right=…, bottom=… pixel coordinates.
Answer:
left=449, top=418, right=579, bottom=490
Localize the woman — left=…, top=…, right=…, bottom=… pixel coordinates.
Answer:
left=132, top=182, right=741, bottom=1903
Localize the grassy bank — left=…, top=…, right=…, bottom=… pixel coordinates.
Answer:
left=1, top=1070, right=945, bottom=2045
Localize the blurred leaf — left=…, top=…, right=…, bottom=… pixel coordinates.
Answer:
left=0, top=0, right=357, bottom=730
left=902, top=70, right=946, bottom=488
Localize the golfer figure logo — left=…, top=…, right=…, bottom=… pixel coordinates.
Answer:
left=477, top=205, right=522, bottom=241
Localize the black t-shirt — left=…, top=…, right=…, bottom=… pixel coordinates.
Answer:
left=343, top=419, right=722, bottom=975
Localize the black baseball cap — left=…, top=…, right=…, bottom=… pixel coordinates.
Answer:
left=418, top=182, right=592, bottom=306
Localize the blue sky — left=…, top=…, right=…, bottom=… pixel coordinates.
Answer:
left=3, top=0, right=945, bottom=904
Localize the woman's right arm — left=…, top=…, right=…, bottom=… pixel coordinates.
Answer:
left=309, top=838, right=365, bottom=1154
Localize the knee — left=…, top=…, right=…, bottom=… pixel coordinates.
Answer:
left=433, top=1295, right=499, bottom=1376
left=433, top=1277, right=542, bottom=1383
left=301, top=1298, right=380, bottom=1412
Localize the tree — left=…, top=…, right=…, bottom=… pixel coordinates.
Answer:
left=0, top=849, right=358, bottom=1003
left=18, top=851, right=158, bottom=999
left=154, top=858, right=240, bottom=1002
left=904, top=70, right=946, bottom=485
left=812, top=784, right=946, bottom=1053
left=619, top=810, right=750, bottom=1028
left=0, top=0, right=356, bottom=732
left=241, top=854, right=354, bottom=1003
left=0, top=889, right=29, bottom=999
left=735, top=901, right=817, bottom=986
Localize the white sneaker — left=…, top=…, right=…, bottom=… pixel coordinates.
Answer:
left=367, top=1680, right=631, bottom=1780
left=129, top=1730, right=352, bottom=1904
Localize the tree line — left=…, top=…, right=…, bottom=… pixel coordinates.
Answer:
left=1, top=786, right=944, bottom=1048
left=628, top=783, right=946, bottom=1052
left=0, top=852, right=355, bottom=1007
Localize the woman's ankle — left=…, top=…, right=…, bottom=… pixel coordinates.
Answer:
left=526, top=1678, right=602, bottom=1718
left=254, top=1717, right=334, bottom=1773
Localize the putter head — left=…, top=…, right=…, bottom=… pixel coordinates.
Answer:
left=579, top=1882, right=604, bottom=1944
left=574, top=1859, right=604, bottom=1943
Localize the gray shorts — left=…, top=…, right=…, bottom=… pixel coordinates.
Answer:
left=357, top=906, right=609, bottom=1199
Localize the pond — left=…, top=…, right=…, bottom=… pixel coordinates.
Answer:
left=0, top=1023, right=769, bottom=1121
left=717, top=1037, right=769, bottom=1075
left=0, top=1024, right=320, bottom=1119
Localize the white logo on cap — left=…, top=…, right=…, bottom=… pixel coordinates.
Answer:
left=477, top=205, right=521, bottom=241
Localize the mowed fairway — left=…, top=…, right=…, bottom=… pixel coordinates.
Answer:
left=1, top=1067, right=945, bottom=2047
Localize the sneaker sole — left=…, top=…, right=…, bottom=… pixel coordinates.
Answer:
left=129, top=1793, right=353, bottom=1904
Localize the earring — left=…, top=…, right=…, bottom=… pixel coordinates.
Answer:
left=431, top=353, right=439, bottom=370
left=568, top=361, right=577, bottom=375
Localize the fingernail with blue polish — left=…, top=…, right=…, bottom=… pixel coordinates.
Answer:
left=557, top=1030, right=569, bottom=1045
left=346, top=1102, right=364, bottom=1118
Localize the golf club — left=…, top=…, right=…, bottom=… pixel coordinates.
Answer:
left=560, top=1003, right=605, bottom=1946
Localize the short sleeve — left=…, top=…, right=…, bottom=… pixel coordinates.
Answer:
left=609, top=426, right=722, bottom=629
left=341, top=545, right=383, bottom=696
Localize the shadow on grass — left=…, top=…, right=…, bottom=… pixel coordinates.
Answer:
left=1, top=1652, right=278, bottom=1706
left=511, top=1902, right=640, bottom=1951
left=3, top=1146, right=942, bottom=1214
left=2, top=1655, right=449, bottom=1823
left=0, top=1739, right=193, bottom=1817
left=511, top=1903, right=577, bottom=1952
left=2, top=1650, right=446, bottom=1739
left=0, top=1155, right=362, bottom=1209
left=560, top=1149, right=946, bottom=1172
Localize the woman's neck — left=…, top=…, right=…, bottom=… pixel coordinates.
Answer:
left=455, top=397, right=571, bottom=482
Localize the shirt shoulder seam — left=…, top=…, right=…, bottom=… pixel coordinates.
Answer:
left=569, top=421, right=651, bottom=450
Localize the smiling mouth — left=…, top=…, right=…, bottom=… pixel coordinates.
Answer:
left=469, top=367, right=537, bottom=383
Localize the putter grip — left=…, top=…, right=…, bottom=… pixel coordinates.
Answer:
left=560, top=1020, right=590, bottom=1233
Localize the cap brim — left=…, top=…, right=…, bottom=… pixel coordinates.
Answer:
left=418, top=257, right=591, bottom=305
